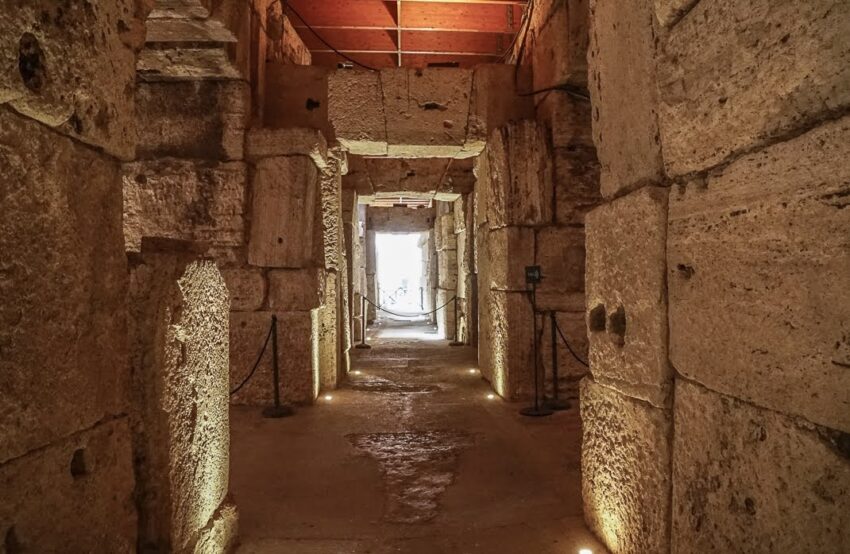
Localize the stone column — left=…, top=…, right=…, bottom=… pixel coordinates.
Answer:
left=365, top=229, right=378, bottom=322
left=435, top=202, right=459, bottom=340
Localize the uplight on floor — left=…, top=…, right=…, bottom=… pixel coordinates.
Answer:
left=352, top=370, right=362, bottom=375
left=579, top=549, right=593, bottom=554
left=468, top=369, right=477, bottom=374
left=324, top=394, right=333, bottom=401
left=486, top=393, right=496, bottom=400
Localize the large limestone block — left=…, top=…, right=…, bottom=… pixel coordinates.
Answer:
left=668, top=117, right=850, bottom=432
left=0, top=418, right=136, bottom=553
left=540, top=312, right=589, bottom=396
left=438, top=249, right=459, bottom=290
left=672, top=380, right=850, bottom=553
left=581, top=378, right=672, bottom=554
left=245, top=127, right=329, bottom=169
left=531, top=0, right=589, bottom=91
left=437, top=214, right=457, bottom=251
left=328, top=69, right=388, bottom=155
left=535, top=226, right=585, bottom=311
left=473, top=151, right=491, bottom=228
left=128, top=245, right=231, bottom=553
left=588, top=0, right=665, bottom=197
left=658, top=0, right=850, bottom=177
left=230, top=311, right=315, bottom=405
left=653, top=0, right=696, bottom=28
left=136, top=80, right=248, bottom=161
left=123, top=160, right=248, bottom=253
left=0, top=0, right=139, bottom=159
left=0, top=111, right=127, bottom=463
left=466, top=64, right=534, bottom=151
left=436, top=288, right=458, bottom=341
left=368, top=206, right=435, bottom=234
left=382, top=68, right=473, bottom=157
left=220, top=268, right=266, bottom=311
left=586, top=186, right=671, bottom=407
left=268, top=268, right=324, bottom=311
left=536, top=93, right=594, bottom=151
left=194, top=500, right=239, bottom=554
left=486, top=121, right=554, bottom=227
left=489, top=291, right=536, bottom=399
left=487, top=227, right=534, bottom=292
left=453, top=194, right=470, bottom=234
left=263, top=64, right=332, bottom=138
left=248, top=155, right=321, bottom=268
left=315, top=272, right=340, bottom=392
left=554, top=146, right=602, bottom=225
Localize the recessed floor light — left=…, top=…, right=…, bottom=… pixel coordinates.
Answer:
left=324, top=394, right=333, bottom=401
left=486, top=393, right=496, bottom=400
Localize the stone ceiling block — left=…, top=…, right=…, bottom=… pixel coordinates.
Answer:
left=329, top=69, right=388, bottom=156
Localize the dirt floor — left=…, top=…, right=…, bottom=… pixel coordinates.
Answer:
left=231, top=319, right=606, bottom=553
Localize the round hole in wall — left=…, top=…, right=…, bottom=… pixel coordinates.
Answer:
left=588, top=304, right=606, bottom=332
left=70, top=447, right=88, bottom=478
left=19, top=33, right=46, bottom=92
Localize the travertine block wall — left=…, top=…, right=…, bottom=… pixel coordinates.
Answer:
left=582, top=0, right=850, bottom=552
left=128, top=240, right=236, bottom=554
left=435, top=204, right=459, bottom=340
left=0, top=1, right=144, bottom=549
left=476, top=118, right=592, bottom=400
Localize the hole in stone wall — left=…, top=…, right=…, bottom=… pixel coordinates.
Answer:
left=70, top=448, right=88, bottom=478
left=588, top=304, right=606, bottom=332
left=676, top=263, right=695, bottom=280
left=305, top=98, right=321, bottom=110
left=608, top=306, right=626, bottom=346
left=5, top=526, right=22, bottom=554
left=421, top=102, right=448, bottom=111
left=18, top=33, right=45, bottom=92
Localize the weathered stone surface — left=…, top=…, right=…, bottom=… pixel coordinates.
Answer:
left=657, top=0, right=850, bottom=177
left=586, top=186, right=671, bottom=407
left=328, top=69, right=387, bottom=155
left=467, top=64, right=534, bottom=150
left=581, top=378, right=672, bottom=554
left=473, top=151, right=491, bottom=228
left=554, top=146, right=602, bottom=225
left=487, top=227, right=534, bottom=292
left=136, top=80, right=249, bottom=161
left=653, top=0, right=697, bottom=28
left=314, top=272, right=340, bottom=392
left=588, top=0, right=664, bottom=197
left=438, top=249, right=458, bottom=290
left=668, top=117, right=850, bottom=431
left=368, top=206, right=435, bottom=233
left=248, top=155, right=321, bottom=268
left=263, top=64, right=332, bottom=137
left=245, top=127, right=328, bottom=169
left=672, top=380, right=850, bottom=553
left=0, top=418, right=136, bottom=553
left=194, top=500, right=239, bottom=554
left=230, top=311, right=315, bottom=406
left=0, top=111, right=127, bottom=463
left=382, top=68, right=473, bottom=157
left=220, top=268, right=265, bottom=311
left=0, top=0, right=139, bottom=159
left=536, top=92, right=594, bottom=151
left=128, top=248, right=231, bottom=553
left=486, top=120, right=554, bottom=227
left=487, top=291, right=535, bottom=399
left=535, top=226, right=585, bottom=310
left=437, top=214, right=457, bottom=251
left=531, top=0, right=589, bottom=91
left=267, top=268, right=324, bottom=311
left=436, top=288, right=458, bottom=341
left=123, top=160, right=247, bottom=253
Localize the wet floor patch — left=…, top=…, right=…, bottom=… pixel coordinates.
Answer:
left=347, top=374, right=441, bottom=394
left=348, top=430, right=473, bottom=524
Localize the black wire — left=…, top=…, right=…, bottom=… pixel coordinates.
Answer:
left=363, top=295, right=457, bottom=318
left=553, top=315, right=590, bottom=368
left=518, top=82, right=591, bottom=101
left=282, top=1, right=380, bottom=72
left=229, top=319, right=274, bottom=396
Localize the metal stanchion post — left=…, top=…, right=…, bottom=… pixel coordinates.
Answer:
left=543, top=311, right=570, bottom=411
left=449, top=296, right=463, bottom=346
left=420, top=286, right=424, bottom=310
left=520, top=269, right=553, bottom=418
left=262, top=315, right=294, bottom=418
left=355, top=295, right=372, bottom=349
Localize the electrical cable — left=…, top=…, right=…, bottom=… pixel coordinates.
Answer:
left=553, top=315, right=590, bottom=368
left=229, top=320, right=274, bottom=396
left=282, top=1, right=380, bottom=71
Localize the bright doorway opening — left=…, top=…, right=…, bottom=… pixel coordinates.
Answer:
left=375, top=232, right=426, bottom=315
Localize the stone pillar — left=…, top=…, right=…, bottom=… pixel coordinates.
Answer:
left=128, top=239, right=237, bottom=553
left=435, top=203, right=459, bottom=340
left=0, top=2, right=144, bottom=550
left=365, top=229, right=378, bottom=322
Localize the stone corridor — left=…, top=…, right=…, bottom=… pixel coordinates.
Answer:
left=231, top=320, right=604, bottom=553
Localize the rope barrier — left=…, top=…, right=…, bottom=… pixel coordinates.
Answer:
left=362, top=295, right=457, bottom=319
left=553, top=315, right=590, bottom=368
left=229, top=319, right=274, bottom=396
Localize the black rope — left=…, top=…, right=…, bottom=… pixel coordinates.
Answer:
left=553, top=315, right=589, bottom=368
left=363, top=295, right=456, bottom=319
left=229, top=319, right=274, bottom=396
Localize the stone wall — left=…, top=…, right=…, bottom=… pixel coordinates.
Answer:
left=128, top=239, right=237, bottom=553
left=0, top=0, right=148, bottom=549
left=581, top=0, right=850, bottom=552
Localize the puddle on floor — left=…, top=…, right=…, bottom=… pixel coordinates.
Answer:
left=348, top=430, right=473, bottom=524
